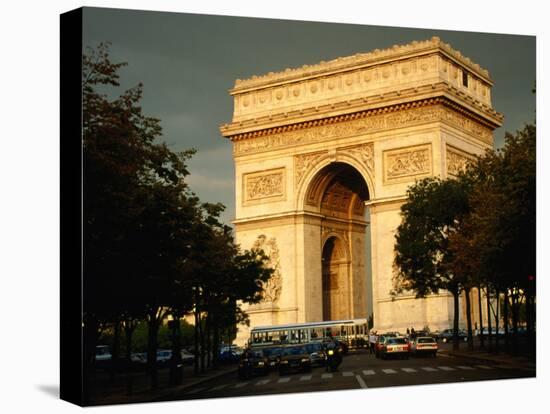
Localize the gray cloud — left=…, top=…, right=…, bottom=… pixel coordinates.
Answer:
left=83, top=7, right=536, bottom=226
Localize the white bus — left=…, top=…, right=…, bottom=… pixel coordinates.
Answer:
left=249, top=319, right=369, bottom=349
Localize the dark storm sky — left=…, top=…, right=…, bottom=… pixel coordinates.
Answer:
left=83, top=7, right=536, bottom=225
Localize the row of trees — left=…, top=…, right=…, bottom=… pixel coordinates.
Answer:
left=82, top=43, right=273, bottom=401
left=393, top=115, right=535, bottom=355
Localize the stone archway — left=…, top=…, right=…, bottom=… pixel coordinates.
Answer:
left=221, top=38, right=502, bottom=345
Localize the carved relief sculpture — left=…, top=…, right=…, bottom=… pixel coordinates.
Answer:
left=244, top=168, right=285, bottom=203
left=384, top=144, right=432, bottom=182
left=447, top=147, right=472, bottom=176
left=252, top=235, right=282, bottom=303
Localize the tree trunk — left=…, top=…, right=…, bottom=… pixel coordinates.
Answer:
left=212, top=316, right=220, bottom=368
left=494, top=290, right=500, bottom=354
left=465, top=288, right=473, bottom=351
left=477, top=284, right=484, bottom=349
left=503, top=290, right=510, bottom=352
left=511, top=291, right=519, bottom=356
left=124, top=320, right=136, bottom=395
left=110, top=320, right=121, bottom=381
left=147, top=308, right=160, bottom=390
left=169, top=316, right=183, bottom=386
left=193, top=308, right=200, bottom=376
left=486, top=287, right=493, bottom=352
left=199, top=315, right=206, bottom=373
left=205, top=313, right=212, bottom=369
left=452, top=288, right=460, bottom=351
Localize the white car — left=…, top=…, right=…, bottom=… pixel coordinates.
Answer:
left=411, top=336, right=438, bottom=357
left=180, top=349, right=195, bottom=365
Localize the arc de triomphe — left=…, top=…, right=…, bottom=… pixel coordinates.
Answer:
left=219, top=37, right=502, bottom=345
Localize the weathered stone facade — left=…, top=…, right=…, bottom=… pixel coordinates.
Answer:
left=220, top=37, right=502, bottom=345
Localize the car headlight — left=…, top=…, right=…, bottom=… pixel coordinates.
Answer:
left=328, top=350, right=334, bottom=356
left=301, top=358, right=309, bottom=363
left=280, top=360, right=289, bottom=364
left=257, top=361, right=265, bottom=366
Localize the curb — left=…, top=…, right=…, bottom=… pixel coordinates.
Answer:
left=152, top=367, right=239, bottom=400
left=440, top=350, right=535, bottom=370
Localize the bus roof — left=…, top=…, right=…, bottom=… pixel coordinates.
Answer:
left=250, top=319, right=367, bottom=333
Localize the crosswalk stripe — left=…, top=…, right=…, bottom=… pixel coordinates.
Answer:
left=322, top=373, right=333, bottom=379
left=234, top=382, right=249, bottom=388
left=355, top=374, right=368, bottom=389
left=421, top=367, right=438, bottom=372
left=363, top=370, right=375, bottom=375
left=342, top=371, right=354, bottom=377
left=438, top=366, right=456, bottom=371
left=382, top=369, right=397, bottom=374
left=210, top=384, right=227, bottom=391
left=255, top=379, right=270, bottom=386
left=401, top=368, right=417, bottom=373
left=457, top=365, right=475, bottom=370
left=186, top=387, right=205, bottom=394
left=300, top=375, right=312, bottom=381
left=474, top=365, right=493, bottom=370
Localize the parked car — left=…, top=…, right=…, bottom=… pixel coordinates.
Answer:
left=305, top=341, right=326, bottom=366
left=180, top=349, right=195, bottom=365
left=438, top=329, right=468, bottom=343
left=375, top=335, right=390, bottom=358
left=380, top=337, right=410, bottom=360
left=278, top=345, right=312, bottom=375
left=156, top=349, right=173, bottom=364
left=131, top=352, right=147, bottom=364
left=218, top=349, right=241, bottom=364
left=410, top=336, right=438, bottom=357
left=95, top=345, right=112, bottom=363
left=238, top=349, right=269, bottom=379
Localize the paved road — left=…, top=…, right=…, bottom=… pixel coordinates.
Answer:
left=160, top=351, right=535, bottom=401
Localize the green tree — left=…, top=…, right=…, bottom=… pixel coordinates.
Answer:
left=393, top=177, right=470, bottom=350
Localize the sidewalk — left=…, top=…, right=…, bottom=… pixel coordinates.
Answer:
left=440, top=348, right=536, bottom=371
left=89, top=364, right=238, bottom=406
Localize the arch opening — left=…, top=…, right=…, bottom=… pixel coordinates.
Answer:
left=308, top=162, right=372, bottom=322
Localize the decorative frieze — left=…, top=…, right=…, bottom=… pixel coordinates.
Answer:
left=383, top=144, right=432, bottom=184
left=233, top=104, right=492, bottom=156
left=243, top=168, right=285, bottom=204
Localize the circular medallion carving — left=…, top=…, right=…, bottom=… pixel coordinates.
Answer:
left=293, top=88, right=300, bottom=97
left=310, top=84, right=318, bottom=93
left=328, top=80, right=335, bottom=90
left=345, top=76, right=353, bottom=86
left=276, top=90, right=283, bottom=100
left=243, top=97, right=249, bottom=107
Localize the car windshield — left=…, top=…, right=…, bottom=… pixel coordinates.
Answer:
left=418, top=338, right=435, bottom=343
left=282, top=346, right=306, bottom=356
left=387, top=338, right=407, bottom=345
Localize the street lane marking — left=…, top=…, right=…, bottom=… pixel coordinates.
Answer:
left=355, top=375, right=368, bottom=389
left=474, top=365, right=493, bottom=370
left=438, top=366, right=456, bottom=371
left=277, top=377, right=291, bottom=383
left=186, top=387, right=205, bottom=394
left=322, top=373, right=333, bottom=379
left=421, top=367, right=438, bottom=372
left=343, top=371, right=354, bottom=377
left=234, top=382, right=249, bottom=388
left=363, top=370, right=375, bottom=376
left=457, top=365, right=475, bottom=370
left=382, top=369, right=397, bottom=374
left=255, top=379, right=270, bottom=386
left=210, top=384, right=227, bottom=391
left=401, top=368, right=417, bottom=373
left=300, top=375, right=312, bottom=381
